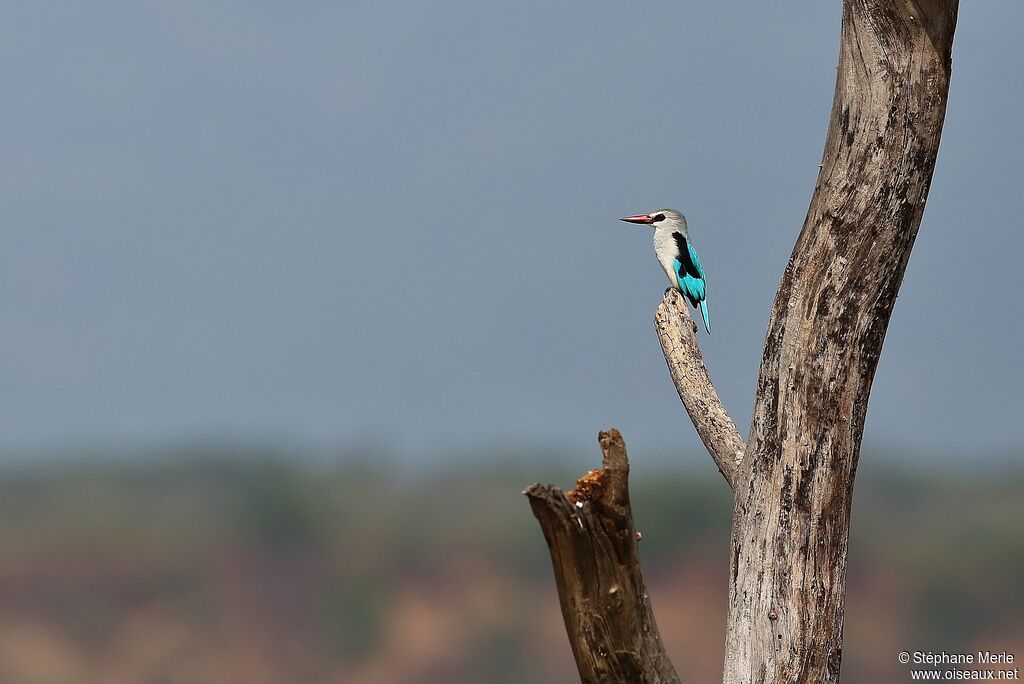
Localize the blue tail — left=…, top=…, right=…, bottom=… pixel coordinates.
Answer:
left=699, top=300, right=711, bottom=335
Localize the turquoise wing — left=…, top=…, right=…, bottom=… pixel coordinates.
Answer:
left=671, top=233, right=706, bottom=305
left=672, top=258, right=706, bottom=305
left=672, top=233, right=711, bottom=334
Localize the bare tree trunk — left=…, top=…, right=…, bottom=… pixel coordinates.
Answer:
left=529, top=1, right=958, bottom=682
left=724, top=2, right=957, bottom=681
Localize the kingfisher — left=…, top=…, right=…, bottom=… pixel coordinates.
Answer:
left=621, top=208, right=711, bottom=335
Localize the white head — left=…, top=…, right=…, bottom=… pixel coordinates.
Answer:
left=620, top=208, right=688, bottom=235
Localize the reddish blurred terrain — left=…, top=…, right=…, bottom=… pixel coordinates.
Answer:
left=0, top=452, right=1019, bottom=683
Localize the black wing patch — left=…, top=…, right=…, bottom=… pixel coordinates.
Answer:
left=672, top=232, right=701, bottom=279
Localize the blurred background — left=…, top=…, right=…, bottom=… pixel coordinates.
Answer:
left=1, top=2, right=1021, bottom=683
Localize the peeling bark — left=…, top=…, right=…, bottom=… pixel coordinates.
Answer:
left=524, top=430, right=680, bottom=684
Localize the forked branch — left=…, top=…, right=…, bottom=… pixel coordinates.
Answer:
left=654, top=290, right=745, bottom=489
left=528, top=1, right=957, bottom=680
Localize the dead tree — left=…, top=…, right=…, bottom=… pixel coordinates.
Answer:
left=526, top=1, right=959, bottom=682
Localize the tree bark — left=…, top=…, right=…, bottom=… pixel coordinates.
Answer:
left=655, top=289, right=746, bottom=490
left=724, top=2, right=957, bottom=681
left=529, top=0, right=958, bottom=681
left=524, top=430, right=680, bottom=684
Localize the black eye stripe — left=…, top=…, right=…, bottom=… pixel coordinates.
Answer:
left=654, top=213, right=666, bottom=222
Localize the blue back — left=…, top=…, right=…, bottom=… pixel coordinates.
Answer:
left=672, top=238, right=710, bottom=334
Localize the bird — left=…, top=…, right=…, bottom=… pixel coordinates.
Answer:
left=621, top=208, right=711, bottom=335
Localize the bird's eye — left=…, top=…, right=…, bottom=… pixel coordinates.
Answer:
left=653, top=213, right=666, bottom=222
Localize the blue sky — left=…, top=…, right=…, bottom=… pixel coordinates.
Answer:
left=1, top=2, right=1021, bottom=460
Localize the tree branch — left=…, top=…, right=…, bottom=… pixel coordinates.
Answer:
left=524, top=429, right=680, bottom=684
left=654, top=290, right=745, bottom=489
